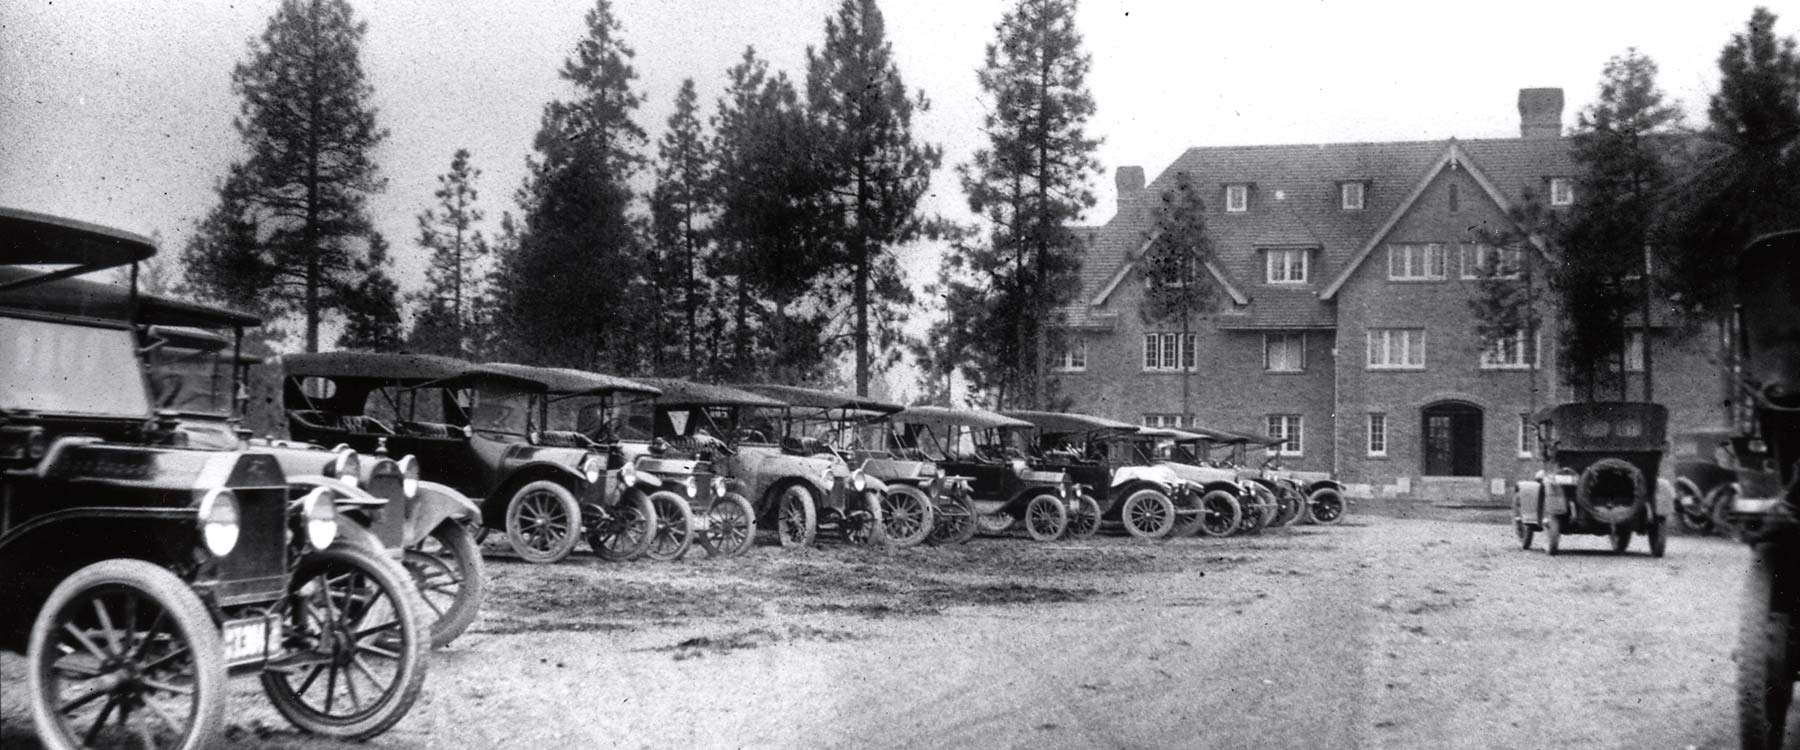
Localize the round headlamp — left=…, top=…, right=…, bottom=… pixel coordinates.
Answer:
left=197, top=488, right=241, bottom=557
left=680, top=476, right=698, bottom=497
left=851, top=470, right=867, bottom=492
left=711, top=476, right=727, bottom=497
left=328, top=448, right=361, bottom=489
left=396, top=454, right=420, bottom=499
left=620, top=462, right=638, bottom=487
left=821, top=468, right=835, bottom=488
left=581, top=454, right=603, bottom=484
left=299, top=486, right=338, bottom=550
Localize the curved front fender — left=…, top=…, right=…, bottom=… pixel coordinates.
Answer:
left=288, top=474, right=382, bottom=506
left=405, top=480, right=482, bottom=547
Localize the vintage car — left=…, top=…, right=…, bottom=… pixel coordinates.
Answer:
left=1511, top=402, right=1675, bottom=556
left=1233, top=430, right=1350, bottom=526
left=737, top=384, right=941, bottom=548
left=1188, top=427, right=1290, bottom=532
left=254, top=353, right=656, bottom=564
left=886, top=407, right=1090, bottom=541
left=482, top=362, right=748, bottom=560
left=1003, top=411, right=1198, bottom=540
left=635, top=379, right=885, bottom=547
left=0, top=208, right=427, bottom=746
left=1671, top=428, right=1739, bottom=534
left=1135, top=427, right=1246, bottom=537
left=1724, top=229, right=1800, bottom=750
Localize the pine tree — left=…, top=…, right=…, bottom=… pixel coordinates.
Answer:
left=409, top=148, right=492, bottom=358
left=805, top=0, right=942, bottom=395
left=337, top=232, right=406, bottom=351
left=925, top=0, right=1101, bottom=408
left=493, top=0, right=648, bottom=370
left=1137, top=171, right=1219, bottom=418
left=648, top=79, right=713, bottom=374
left=182, top=0, right=388, bottom=352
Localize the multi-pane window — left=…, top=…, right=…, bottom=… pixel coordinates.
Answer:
left=1142, top=332, right=1196, bottom=372
left=1518, top=414, right=1535, bottom=458
left=1143, top=413, right=1188, bottom=429
left=1267, top=415, right=1302, bottom=456
left=1264, top=248, right=1308, bottom=284
left=1480, top=329, right=1539, bottom=369
left=1625, top=330, right=1645, bottom=372
left=1340, top=182, right=1365, bottom=210
left=1264, top=333, right=1305, bottom=372
left=1053, top=338, right=1087, bottom=371
left=1388, top=243, right=1448, bottom=280
left=1459, top=243, right=1521, bottom=279
left=1549, top=177, right=1575, bottom=206
left=1367, top=413, right=1387, bottom=456
left=1225, top=184, right=1249, bottom=213
left=1366, top=328, right=1427, bottom=369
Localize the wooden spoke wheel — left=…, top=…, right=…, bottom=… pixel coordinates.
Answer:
left=698, top=493, right=756, bottom=557
left=1024, top=494, right=1067, bottom=542
left=1064, top=495, right=1102, bottom=540
left=879, top=485, right=935, bottom=548
left=589, top=491, right=657, bottom=562
left=927, top=492, right=978, bottom=546
left=1121, top=489, right=1177, bottom=540
left=776, top=485, right=818, bottom=548
left=643, top=491, right=696, bottom=562
left=504, top=481, right=581, bottom=564
left=402, top=521, right=484, bottom=649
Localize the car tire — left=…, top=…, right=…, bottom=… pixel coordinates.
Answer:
left=846, top=491, right=888, bottom=547
left=1739, top=542, right=1795, bottom=750
left=1712, top=485, right=1740, bottom=538
left=776, top=484, right=818, bottom=548
left=643, top=490, right=696, bottom=562
left=504, top=480, right=583, bottom=564
left=1675, top=482, right=1711, bottom=533
left=1515, top=518, right=1534, bottom=550
left=29, top=559, right=227, bottom=750
left=879, top=484, right=935, bottom=547
left=1121, top=489, right=1176, bottom=540
left=261, top=541, right=429, bottom=741
left=1269, top=489, right=1303, bottom=529
left=698, top=493, right=756, bottom=557
left=590, top=490, right=657, bottom=561
left=1306, top=487, right=1348, bottom=526
left=1024, top=493, right=1067, bottom=541
left=1545, top=515, right=1562, bottom=556
left=1169, top=489, right=1209, bottom=538
left=1193, top=490, right=1242, bottom=538
left=927, top=492, right=978, bottom=546
left=1648, top=518, right=1667, bottom=558
left=1064, top=494, right=1102, bottom=540
left=404, top=521, right=485, bottom=649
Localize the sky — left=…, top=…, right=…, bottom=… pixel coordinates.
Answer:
left=0, top=0, right=1780, bottom=394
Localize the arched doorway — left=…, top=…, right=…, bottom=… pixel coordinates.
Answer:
left=1421, top=401, right=1483, bottom=477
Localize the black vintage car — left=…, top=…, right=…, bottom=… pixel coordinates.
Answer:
left=886, top=407, right=1085, bottom=542
left=1672, top=428, right=1738, bottom=534
left=256, top=353, right=657, bottom=564
left=1003, top=411, right=1194, bottom=540
left=1511, top=402, right=1675, bottom=556
left=0, top=208, right=427, bottom=747
left=1725, top=229, right=1800, bottom=750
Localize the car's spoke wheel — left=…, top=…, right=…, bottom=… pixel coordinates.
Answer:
left=879, top=485, right=935, bottom=548
left=1064, top=495, right=1102, bottom=540
left=698, top=493, right=756, bottom=557
left=29, top=560, right=226, bottom=750
left=1739, top=543, right=1795, bottom=750
left=504, top=481, right=582, bottom=564
left=1675, top=483, right=1711, bottom=533
left=976, top=512, right=1015, bottom=535
left=775, top=485, right=818, bottom=548
left=589, top=491, right=656, bottom=561
left=1024, top=494, right=1067, bottom=541
left=261, top=543, right=428, bottom=740
left=844, top=494, right=887, bottom=547
left=1169, top=489, right=1209, bottom=537
left=1122, top=489, right=1177, bottom=540
left=1545, top=515, right=1562, bottom=556
left=1712, top=485, right=1741, bottom=538
left=1197, top=491, right=1243, bottom=538
left=403, top=522, right=484, bottom=649
left=927, top=493, right=978, bottom=545
left=1515, top=518, right=1535, bottom=550
left=1306, top=488, right=1347, bottom=525
left=643, top=491, right=696, bottom=562
left=1269, top=490, right=1303, bottom=529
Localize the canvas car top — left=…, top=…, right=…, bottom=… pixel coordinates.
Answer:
left=889, top=405, right=1031, bottom=431
left=483, top=362, right=661, bottom=398
left=1539, top=401, right=1669, bottom=450
left=736, top=384, right=903, bottom=414
left=1003, top=410, right=1139, bottom=436
left=279, top=351, right=543, bottom=390
left=634, top=378, right=785, bottom=408
left=0, top=266, right=262, bottom=327
left=0, top=206, right=155, bottom=275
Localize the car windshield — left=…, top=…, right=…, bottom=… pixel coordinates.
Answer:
left=144, top=345, right=236, bottom=416
left=1, top=316, right=152, bottom=416
left=548, top=393, right=653, bottom=442
left=468, top=382, right=532, bottom=436
left=1167, top=442, right=1201, bottom=464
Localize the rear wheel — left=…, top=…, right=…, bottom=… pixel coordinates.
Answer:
left=928, top=492, right=978, bottom=545
left=1024, top=494, right=1067, bottom=541
left=504, top=480, right=582, bottom=564
left=1064, top=494, right=1102, bottom=540
left=261, top=542, right=429, bottom=740
left=29, top=559, right=226, bottom=750
left=1121, top=489, right=1176, bottom=540
left=403, top=522, right=484, bottom=649
left=776, top=485, right=818, bottom=548
left=589, top=491, right=656, bottom=561
left=1306, top=488, right=1347, bottom=525
left=1195, top=490, right=1242, bottom=538
left=1269, top=489, right=1303, bottom=528
left=845, top=492, right=887, bottom=546
left=1738, top=543, right=1795, bottom=750
left=698, top=493, right=756, bottom=557
left=643, top=491, right=696, bottom=562
left=879, top=485, right=935, bottom=548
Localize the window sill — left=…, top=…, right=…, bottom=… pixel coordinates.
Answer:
left=1142, top=369, right=1198, bottom=374
left=1366, top=366, right=1427, bottom=371
left=1479, top=365, right=1537, bottom=372
left=1386, top=277, right=1448, bottom=283
left=1053, top=367, right=1088, bottom=373
left=1263, top=369, right=1308, bottom=375
left=1366, top=452, right=1388, bottom=459
left=1264, top=280, right=1310, bottom=286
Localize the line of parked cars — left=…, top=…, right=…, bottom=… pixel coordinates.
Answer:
left=0, top=208, right=1352, bottom=749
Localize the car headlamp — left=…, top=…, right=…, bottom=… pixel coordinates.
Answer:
left=299, top=486, right=338, bottom=550
left=681, top=476, right=698, bottom=497
left=396, top=454, right=420, bottom=499
left=620, top=462, right=638, bottom=487
left=328, top=448, right=361, bottom=489
left=197, top=487, right=241, bottom=557
left=822, top=468, right=835, bottom=488
left=580, top=453, right=603, bottom=484
left=711, top=476, right=727, bottom=497
left=851, top=470, right=867, bottom=492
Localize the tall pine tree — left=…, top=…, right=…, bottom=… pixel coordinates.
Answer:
left=1137, top=171, right=1219, bottom=419
left=409, top=148, right=492, bottom=358
left=648, top=79, right=714, bottom=374
left=805, top=0, right=942, bottom=395
left=337, top=232, right=406, bottom=351
left=925, top=0, right=1101, bottom=408
left=182, top=0, right=388, bottom=352
left=494, top=0, right=648, bottom=369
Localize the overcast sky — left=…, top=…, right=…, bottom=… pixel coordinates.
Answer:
left=0, top=0, right=1779, bottom=388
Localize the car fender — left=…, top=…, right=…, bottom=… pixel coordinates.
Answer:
left=1673, top=477, right=1703, bottom=507
left=404, top=480, right=481, bottom=547
left=1306, top=479, right=1346, bottom=495
left=1110, top=465, right=1172, bottom=491
left=286, top=474, right=383, bottom=507
left=1653, top=478, right=1676, bottom=518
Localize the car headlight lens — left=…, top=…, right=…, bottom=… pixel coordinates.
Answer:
left=851, top=470, right=867, bottom=492
left=581, top=454, right=603, bottom=484
left=329, top=449, right=361, bottom=489
left=620, top=462, right=638, bottom=486
left=711, top=476, right=727, bottom=497
left=300, top=487, right=338, bottom=550
left=681, top=476, right=698, bottom=497
left=396, top=455, right=420, bottom=499
left=822, top=469, right=835, bottom=488
left=197, top=488, right=241, bottom=557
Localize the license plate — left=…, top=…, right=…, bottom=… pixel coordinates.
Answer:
left=222, top=616, right=278, bottom=665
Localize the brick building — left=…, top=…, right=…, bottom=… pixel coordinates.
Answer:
left=1054, top=88, right=1725, bottom=501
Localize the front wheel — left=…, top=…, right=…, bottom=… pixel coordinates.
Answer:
left=504, top=480, right=582, bottom=564
left=261, top=542, right=429, bottom=740
left=698, top=493, right=756, bottom=557
left=643, top=491, right=696, bottom=562
left=1121, top=489, right=1177, bottom=540
left=404, top=521, right=485, bottom=649
left=589, top=491, right=657, bottom=562
left=775, top=485, right=818, bottom=548
left=1195, top=490, right=1242, bottom=538
left=1169, top=490, right=1208, bottom=538
left=1024, top=493, right=1068, bottom=541
left=1269, top=490, right=1303, bottom=529
left=928, top=492, right=978, bottom=545
left=879, top=485, right=935, bottom=548
left=1739, top=543, right=1796, bottom=749
left=29, top=559, right=227, bottom=750
left=1306, top=488, right=1347, bottom=525
left=1064, top=494, right=1102, bottom=540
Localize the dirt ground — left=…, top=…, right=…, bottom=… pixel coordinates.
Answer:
left=0, top=515, right=1760, bottom=749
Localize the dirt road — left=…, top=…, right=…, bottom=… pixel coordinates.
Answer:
left=0, top=516, right=1753, bottom=749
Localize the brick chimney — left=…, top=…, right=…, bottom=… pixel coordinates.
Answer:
left=1115, top=165, right=1145, bottom=215
left=1517, top=88, right=1564, bottom=139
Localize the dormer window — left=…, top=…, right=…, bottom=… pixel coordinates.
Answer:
left=1225, top=184, right=1249, bottom=213
left=1340, top=181, right=1365, bottom=210
left=1549, top=177, right=1574, bottom=206
left=1265, top=248, right=1309, bottom=284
